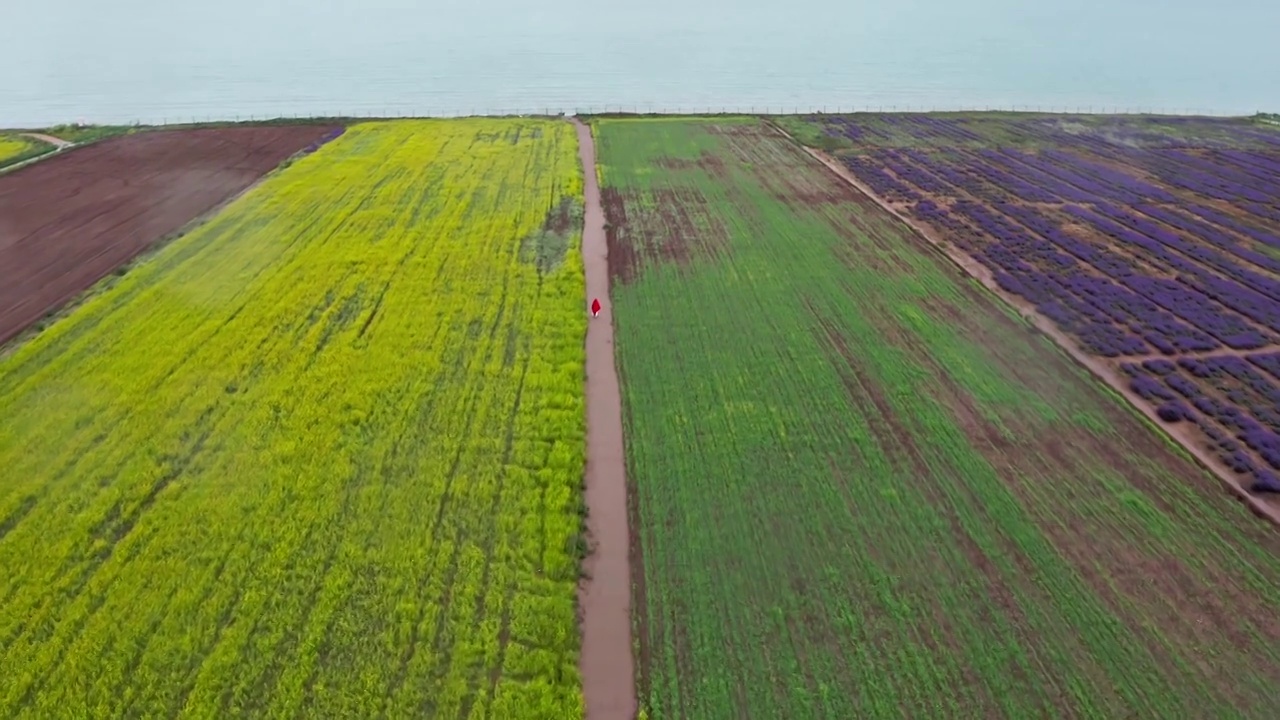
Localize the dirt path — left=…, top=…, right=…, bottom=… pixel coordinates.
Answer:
left=765, top=121, right=1280, bottom=528
left=571, top=116, right=638, bottom=720
left=21, top=133, right=74, bottom=149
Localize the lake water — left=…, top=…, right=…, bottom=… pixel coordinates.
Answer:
left=3, top=0, right=1278, bottom=127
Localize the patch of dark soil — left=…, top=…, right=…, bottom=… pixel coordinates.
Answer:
left=626, top=457, right=652, bottom=716
left=518, top=196, right=581, bottom=275
left=600, top=187, right=637, bottom=285
left=602, top=185, right=731, bottom=284
left=653, top=151, right=727, bottom=177
left=648, top=188, right=730, bottom=269
left=706, top=123, right=775, bottom=140
left=543, top=195, right=577, bottom=237
left=773, top=175, right=847, bottom=207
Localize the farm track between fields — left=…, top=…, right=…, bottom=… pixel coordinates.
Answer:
left=767, top=119, right=1280, bottom=528
left=21, top=133, right=74, bottom=149
left=571, top=117, right=638, bottom=720
left=0, top=125, right=341, bottom=348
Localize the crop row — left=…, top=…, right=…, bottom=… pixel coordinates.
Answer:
left=1123, top=355, right=1280, bottom=493
left=0, top=119, right=586, bottom=717
left=797, top=113, right=1280, bottom=152
left=920, top=193, right=1277, bottom=358
left=810, top=127, right=1280, bottom=347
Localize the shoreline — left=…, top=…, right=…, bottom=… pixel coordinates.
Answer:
left=2, top=108, right=1273, bottom=134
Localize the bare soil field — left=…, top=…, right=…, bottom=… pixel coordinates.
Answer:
left=0, top=125, right=339, bottom=346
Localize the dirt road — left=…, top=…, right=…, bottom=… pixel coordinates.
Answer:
left=571, top=116, right=637, bottom=720
left=21, top=133, right=74, bottom=149
left=767, top=121, right=1280, bottom=527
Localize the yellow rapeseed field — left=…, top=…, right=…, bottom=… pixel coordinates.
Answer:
left=0, top=134, right=45, bottom=167
left=0, top=119, right=586, bottom=718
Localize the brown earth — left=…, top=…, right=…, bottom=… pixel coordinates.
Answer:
left=570, top=117, right=637, bottom=720
left=765, top=121, right=1280, bottom=528
left=600, top=188, right=638, bottom=285
left=0, top=125, right=339, bottom=348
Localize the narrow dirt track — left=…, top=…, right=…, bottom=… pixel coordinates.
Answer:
left=21, top=133, right=74, bottom=149
left=571, top=116, right=637, bottom=720
left=766, top=121, right=1280, bottom=528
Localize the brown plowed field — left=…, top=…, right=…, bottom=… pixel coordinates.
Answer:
left=0, top=125, right=340, bottom=346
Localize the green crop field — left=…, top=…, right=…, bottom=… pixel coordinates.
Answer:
left=0, top=119, right=586, bottom=718
left=592, top=117, right=1280, bottom=719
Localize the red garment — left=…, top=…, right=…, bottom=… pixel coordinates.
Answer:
left=591, top=298, right=601, bottom=316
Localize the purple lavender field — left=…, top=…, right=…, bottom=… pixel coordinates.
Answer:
left=782, top=113, right=1280, bottom=502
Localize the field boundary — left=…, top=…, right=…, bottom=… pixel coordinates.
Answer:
left=0, top=174, right=259, bottom=360
left=0, top=149, right=57, bottom=175
left=0, top=131, right=340, bottom=359
left=570, top=117, right=638, bottom=720
left=0, top=139, right=70, bottom=176
left=764, top=118, right=1280, bottom=529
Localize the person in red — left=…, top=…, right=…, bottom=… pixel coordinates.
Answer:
left=591, top=298, right=601, bottom=318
